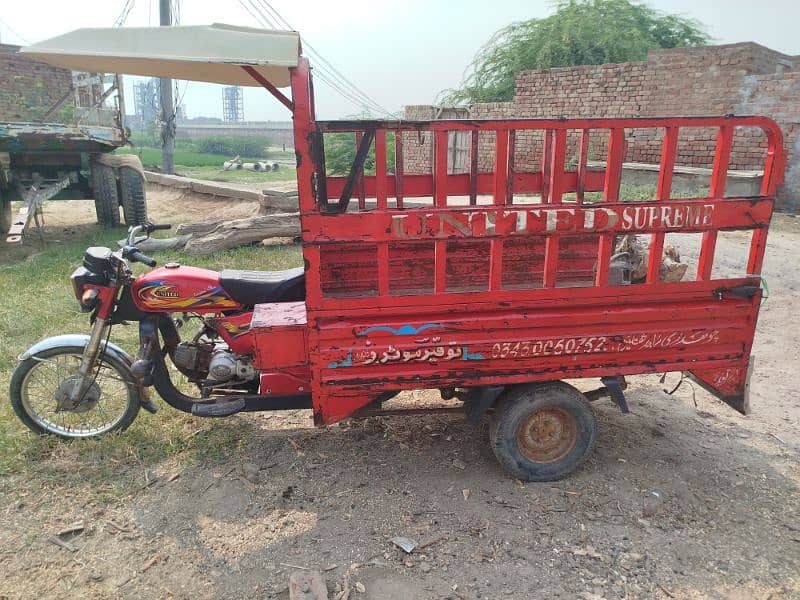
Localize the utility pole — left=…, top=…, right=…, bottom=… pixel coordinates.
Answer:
left=159, top=0, right=175, bottom=174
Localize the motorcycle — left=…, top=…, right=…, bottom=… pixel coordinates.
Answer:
left=9, top=222, right=309, bottom=439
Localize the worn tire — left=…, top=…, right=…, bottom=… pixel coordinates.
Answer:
left=91, top=163, right=120, bottom=227
left=119, top=166, right=148, bottom=226
left=9, top=345, right=140, bottom=439
left=489, top=381, right=597, bottom=481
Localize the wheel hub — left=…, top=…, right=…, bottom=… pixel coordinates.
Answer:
left=54, top=375, right=101, bottom=414
left=516, top=407, right=578, bottom=463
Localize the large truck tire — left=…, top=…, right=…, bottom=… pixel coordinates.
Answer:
left=119, top=166, right=148, bottom=226
left=91, top=162, right=120, bottom=227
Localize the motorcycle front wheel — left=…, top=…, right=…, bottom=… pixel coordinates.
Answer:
left=9, top=346, right=140, bottom=439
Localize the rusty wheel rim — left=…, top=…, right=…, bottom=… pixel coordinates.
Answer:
left=516, top=407, right=578, bottom=464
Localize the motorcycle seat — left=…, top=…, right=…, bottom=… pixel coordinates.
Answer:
left=219, top=267, right=305, bottom=306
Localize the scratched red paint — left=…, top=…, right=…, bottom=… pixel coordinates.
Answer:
left=241, top=61, right=785, bottom=425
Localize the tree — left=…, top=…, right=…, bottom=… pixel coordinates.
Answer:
left=443, top=0, right=709, bottom=104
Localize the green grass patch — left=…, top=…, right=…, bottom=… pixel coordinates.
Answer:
left=175, top=165, right=295, bottom=183
left=0, top=226, right=302, bottom=500
left=116, top=146, right=266, bottom=168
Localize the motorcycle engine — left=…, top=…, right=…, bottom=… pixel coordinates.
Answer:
left=208, top=349, right=256, bottom=382
left=173, top=342, right=254, bottom=384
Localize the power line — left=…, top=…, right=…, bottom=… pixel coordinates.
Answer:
left=114, top=0, right=135, bottom=27
left=0, top=16, right=30, bottom=44
left=257, top=0, right=392, bottom=115
left=238, top=0, right=391, bottom=116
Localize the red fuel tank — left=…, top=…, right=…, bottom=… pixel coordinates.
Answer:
left=132, top=265, right=242, bottom=313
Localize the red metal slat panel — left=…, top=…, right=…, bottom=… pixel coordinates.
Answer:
left=747, top=227, right=769, bottom=275
left=576, top=129, right=589, bottom=204
left=302, top=198, right=773, bottom=244
left=377, top=242, right=390, bottom=296
left=395, top=131, right=404, bottom=209
left=434, top=130, right=449, bottom=207
left=494, top=130, right=510, bottom=205
left=355, top=131, right=366, bottom=210
left=647, top=126, right=679, bottom=283
left=596, top=128, right=626, bottom=286
left=543, top=235, right=559, bottom=288
left=434, top=240, right=447, bottom=294
left=698, top=125, right=734, bottom=281
left=375, top=129, right=388, bottom=210
left=470, top=129, right=479, bottom=205
left=549, top=129, right=567, bottom=203
left=541, top=130, right=552, bottom=204
left=323, top=170, right=610, bottom=200
left=507, top=130, right=516, bottom=204
left=489, top=238, right=503, bottom=291
left=289, top=59, right=317, bottom=214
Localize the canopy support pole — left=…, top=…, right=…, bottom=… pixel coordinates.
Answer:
left=241, top=65, right=294, bottom=112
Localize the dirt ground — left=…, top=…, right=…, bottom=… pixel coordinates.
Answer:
left=1, top=189, right=799, bottom=599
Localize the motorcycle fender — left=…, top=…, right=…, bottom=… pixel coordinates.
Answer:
left=19, top=334, right=134, bottom=365
left=17, top=334, right=155, bottom=412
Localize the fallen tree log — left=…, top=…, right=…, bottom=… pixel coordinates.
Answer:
left=134, top=235, right=192, bottom=252
left=259, top=189, right=299, bottom=213
left=184, top=213, right=300, bottom=255
left=120, top=213, right=301, bottom=256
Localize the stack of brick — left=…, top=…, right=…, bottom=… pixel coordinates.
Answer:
left=0, top=43, right=73, bottom=123
left=404, top=42, right=800, bottom=211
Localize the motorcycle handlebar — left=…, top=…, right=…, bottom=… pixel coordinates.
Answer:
left=148, top=223, right=172, bottom=232
left=128, top=249, right=157, bottom=267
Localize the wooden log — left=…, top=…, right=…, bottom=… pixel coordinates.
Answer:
left=259, top=189, right=299, bottom=214
left=134, top=235, right=191, bottom=252
left=175, top=222, right=219, bottom=235
left=183, top=213, right=300, bottom=256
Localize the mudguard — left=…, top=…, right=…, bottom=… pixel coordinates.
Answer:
left=19, top=334, right=134, bottom=365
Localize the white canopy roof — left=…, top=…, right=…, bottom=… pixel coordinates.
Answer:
left=20, top=24, right=301, bottom=88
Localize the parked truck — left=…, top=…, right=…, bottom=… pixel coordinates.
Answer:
left=1, top=68, right=147, bottom=243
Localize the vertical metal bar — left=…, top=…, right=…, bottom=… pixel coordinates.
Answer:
left=576, top=129, right=589, bottom=204
left=375, top=129, right=387, bottom=210
left=494, top=129, right=510, bottom=205
left=506, top=130, right=516, bottom=204
left=395, top=131, right=404, bottom=209
left=541, top=130, right=552, bottom=203
left=434, top=130, right=449, bottom=207
left=543, top=236, right=559, bottom=288
left=747, top=228, right=769, bottom=275
left=647, top=126, right=679, bottom=283
left=698, top=124, right=733, bottom=281
left=604, top=128, right=625, bottom=201
left=596, top=128, right=625, bottom=287
left=549, top=129, right=566, bottom=203
left=355, top=131, right=365, bottom=210
left=434, top=240, right=447, bottom=294
left=469, top=129, right=479, bottom=205
left=377, top=243, right=390, bottom=296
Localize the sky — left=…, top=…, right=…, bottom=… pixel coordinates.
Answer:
left=1, top=0, right=800, bottom=121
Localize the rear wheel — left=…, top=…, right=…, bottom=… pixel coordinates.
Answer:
left=91, top=163, right=120, bottom=227
left=119, top=165, right=148, bottom=226
left=489, top=381, right=597, bottom=481
left=10, top=346, right=140, bottom=439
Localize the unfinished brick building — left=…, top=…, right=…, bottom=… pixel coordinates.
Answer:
left=405, top=42, right=800, bottom=211
left=0, top=43, right=74, bottom=122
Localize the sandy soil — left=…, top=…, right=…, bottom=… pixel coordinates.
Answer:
left=1, top=189, right=799, bottom=599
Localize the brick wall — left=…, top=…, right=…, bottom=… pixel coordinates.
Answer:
left=404, top=42, right=800, bottom=211
left=0, top=44, right=74, bottom=122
